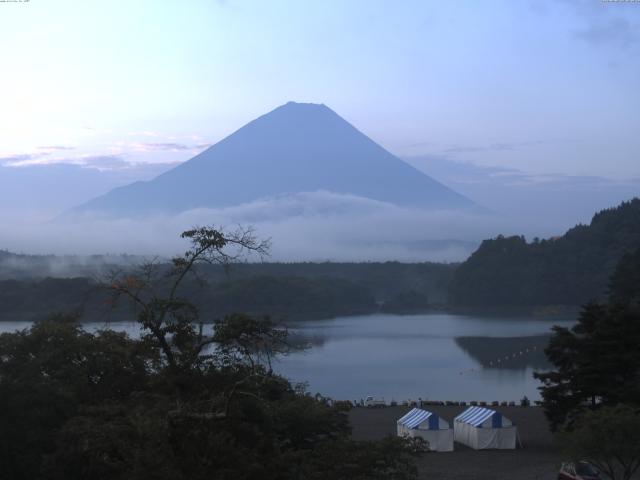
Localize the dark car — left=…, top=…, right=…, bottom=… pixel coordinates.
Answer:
left=558, top=461, right=601, bottom=480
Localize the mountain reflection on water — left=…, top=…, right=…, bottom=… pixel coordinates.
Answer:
left=277, top=313, right=573, bottom=402
left=454, top=335, right=551, bottom=371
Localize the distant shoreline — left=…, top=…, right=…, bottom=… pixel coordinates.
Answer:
left=0, top=304, right=580, bottom=324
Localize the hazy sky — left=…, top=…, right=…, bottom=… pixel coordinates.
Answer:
left=1, top=0, right=639, bottom=178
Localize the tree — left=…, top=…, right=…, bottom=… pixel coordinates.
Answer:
left=535, top=250, right=640, bottom=430
left=0, top=314, right=154, bottom=480
left=608, top=246, right=640, bottom=309
left=535, top=302, right=640, bottom=430
left=106, top=225, right=270, bottom=374
left=560, top=405, right=640, bottom=480
left=1, top=226, right=419, bottom=480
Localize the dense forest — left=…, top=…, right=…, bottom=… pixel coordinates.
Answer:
left=0, top=254, right=454, bottom=301
left=450, top=198, right=640, bottom=307
left=0, top=261, right=455, bottom=322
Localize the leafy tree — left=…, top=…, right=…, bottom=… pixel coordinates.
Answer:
left=0, top=315, right=154, bottom=480
left=0, top=226, right=419, bottom=480
left=560, top=405, right=640, bottom=480
left=106, top=225, right=270, bottom=374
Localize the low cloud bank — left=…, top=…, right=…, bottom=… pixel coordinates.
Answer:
left=0, top=191, right=511, bottom=262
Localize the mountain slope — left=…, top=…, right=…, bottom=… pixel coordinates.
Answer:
left=71, top=102, right=476, bottom=216
left=450, top=198, right=640, bottom=306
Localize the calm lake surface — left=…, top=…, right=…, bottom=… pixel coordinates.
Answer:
left=0, top=312, right=574, bottom=402
left=277, top=313, right=574, bottom=402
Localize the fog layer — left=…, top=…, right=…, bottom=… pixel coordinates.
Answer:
left=1, top=191, right=509, bottom=262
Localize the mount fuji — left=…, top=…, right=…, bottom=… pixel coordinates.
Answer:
left=71, top=102, right=477, bottom=217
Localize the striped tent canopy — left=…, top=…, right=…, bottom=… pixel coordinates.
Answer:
left=397, top=407, right=454, bottom=451
left=397, top=408, right=441, bottom=430
left=454, top=406, right=512, bottom=428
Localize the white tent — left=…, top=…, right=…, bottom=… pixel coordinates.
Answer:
left=396, top=408, right=454, bottom=452
left=453, top=406, right=516, bottom=450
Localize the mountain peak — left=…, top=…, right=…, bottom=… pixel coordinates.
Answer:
left=266, top=101, right=334, bottom=119
left=70, top=103, right=477, bottom=216
left=283, top=100, right=326, bottom=108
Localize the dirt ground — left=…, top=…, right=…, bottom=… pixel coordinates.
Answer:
left=349, top=406, right=562, bottom=480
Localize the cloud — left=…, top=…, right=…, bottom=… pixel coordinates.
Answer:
left=128, top=131, right=160, bottom=137
left=0, top=149, right=179, bottom=178
left=130, top=142, right=210, bottom=153
left=442, top=143, right=517, bottom=155
left=1, top=157, right=634, bottom=262
left=0, top=134, right=205, bottom=170
left=0, top=154, right=37, bottom=165
left=406, top=154, right=640, bottom=188
left=435, top=139, right=578, bottom=157
left=0, top=152, right=130, bottom=170
left=131, top=142, right=192, bottom=152
left=404, top=154, right=640, bottom=237
left=77, top=155, right=132, bottom=170
left=1, top=191, right=504, bottom=262
left=37, top=146, right=75, bottom=151
left=73, top=155, right=181, bottom=174
left=405, top=141, right=433, bottom=149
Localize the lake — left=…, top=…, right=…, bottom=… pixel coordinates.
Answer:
left=0, top=312, right=574, bottom=402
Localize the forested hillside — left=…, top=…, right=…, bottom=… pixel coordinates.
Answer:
left=450, top=198, right=640, bottom=306
left=201, top=262, right=454, bottom=303
left=0, top=261, right=455, bottom=321
left=0, top=275, right=377, bottom=322
left=0, top=250, right=455, bottom=321
left=192, top=275, right=376, bottom=320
